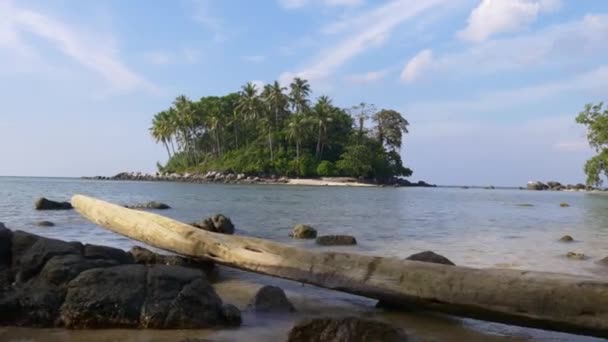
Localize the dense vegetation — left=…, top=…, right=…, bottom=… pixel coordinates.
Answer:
left=150, top=78, right=412, bottom=182
left=576, top=102, right=608, bottom=186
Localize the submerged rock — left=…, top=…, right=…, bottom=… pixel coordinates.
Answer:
left=516, top=203, right=534, bottom=207
left=316, top=235, right=357, bottom=246
left=125, top=201, right=171, bottom=210
left=559, top=235, right=574, bottom=243
left=34, top=198, right=73, bottom=210
left=560, top=203, right=570, bottom=208
left=287, top=317, right=408, bottom=342
left=406, top=251, right=455, bottom=266
left=566, top=252, right=588, bottom=260
left=36, top=221, right=55, bottom=227
left=289, top=224, right=317, bottom=239
left=191, top=214, right=235, bottom=235
left=248, top=285, right=295, bottom=313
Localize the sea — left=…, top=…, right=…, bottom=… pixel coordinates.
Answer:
left=1, top=176, right=607, bottom=341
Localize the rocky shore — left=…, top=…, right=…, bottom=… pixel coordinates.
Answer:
left=83, top=171, right=436, bottom=188
left=525, top=181, right=606, bottom=191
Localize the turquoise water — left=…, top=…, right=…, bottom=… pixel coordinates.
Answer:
left=1, top=176, right=608, bottom=341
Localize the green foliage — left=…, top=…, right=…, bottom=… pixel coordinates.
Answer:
left=150, top=78, right=414, bottom=182
left=576, top=102, right=608, bottom=186
left=316, top=160, right=337, bottom=177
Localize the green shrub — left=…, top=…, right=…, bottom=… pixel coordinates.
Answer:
left=316, top=160, right=337, bottom=177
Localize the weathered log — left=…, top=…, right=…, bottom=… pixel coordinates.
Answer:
left=71, top=195, right=608, bottom=338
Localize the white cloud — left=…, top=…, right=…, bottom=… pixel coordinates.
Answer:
left=0, top=1, right=154, bottom=93
left=401, top=49, right=433, bottom=82
left=344, top=69, right=388, bottom=84
left=458, top=0, right=562, bottom=42
left=250, top=80, right=266, bottom=92
left=406, top=14, right=608, bottom=82
left=278, top=0, right=363, bottom=9
left=242, top=55, right=266, bottom=63
left=281, top=0, right=447, bottom=83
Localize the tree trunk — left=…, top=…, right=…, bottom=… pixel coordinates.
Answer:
left=163, top=141, right=171, bottom=159
left=316, top=125, right=322, bottom=159
left=71, top=194, right=608, bottom=339
left=268, top=127, right=274, bottom=162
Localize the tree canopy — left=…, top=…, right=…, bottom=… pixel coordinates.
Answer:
left=150, top=78, right=413, bottom=182
left=576, top=102, right=608, bottom=186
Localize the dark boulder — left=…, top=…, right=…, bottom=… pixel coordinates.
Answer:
left=559, top=235, right=574, bottom=242
left=526, top=182, right=548, bottom=191
left=316, top=235, right=357, bottom=246
left=248, top=285, right=295, bottom=313
left=125, top=201, right=171, bottom=210
left=287, top=317, right=408, bottom=342
left=84, top=244, right=134, bottom=264
left=191, top=214, right=235, bottom=235
left=289, top=224, right=317, bottom=239
left=406, top=251, right=455, bottom=266
left=36, top=221, right=55, bottom=227
left=221, top=304, right=242, bottom=326
left=34, top=198, right=73, bottom=210
left=129, top=246, right=215, bottom=276
left=560, top=203, right=570, bottom=208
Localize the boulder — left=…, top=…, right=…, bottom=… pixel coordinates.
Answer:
left=221, top=304, right=242, bottom=326
left=129, top=246, right=215, bottom=276
left=560, top=203, right=570, bottom=208
left=36, top=221, right=55, bottom=227
left=316, top=235, right=357, bottom=246
left=83, top=244, right=134, bottom=264
left=559, top=235, right=574, bottom=243
left=287, top=317, right=408, bottom=342
left=125, top=201, right=171, bottom=210
left=566, top=252, right=588, bottom=260
left=406, top=251, right=455, bottom=266
left=547, top=181, right=562, bottom=189
left=597, top=257, right=608, bottom=266
left=289, top=224, right=317, bottom=239
left=34, top=198, right=73, bottom=210
left=191, top=214, right=235, bottom=235
left=526, top=181, right=547, bottom=191
left=248, top=285, right=295, bottom=313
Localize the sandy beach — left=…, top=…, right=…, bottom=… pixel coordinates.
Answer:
left=285, top=177, right=376, bottom=187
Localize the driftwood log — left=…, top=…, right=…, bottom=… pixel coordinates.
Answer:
left=72, top=195, right=608, bottom=338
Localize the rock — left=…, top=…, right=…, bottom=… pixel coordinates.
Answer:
left=559, top=235, right=574, bottom=242
left=526, top=181, right=548, bottom=191
left=547, top=181, right=562, bottom=190
left=597, top=257, right=608, bottom=266
left=129, top=246, right=215, bottom=276
left=221, top=304, right=242, bottom=326
left=566, top=252, right=588, bottom=260
left=289, top=224, right=317, bottom=239
left=248, top=285, right=295, bottom=313
left=560, top=202, right=570, bottom=207
left=287, top=317, right=408, bottom=342
left=34, top=198, right=73, bottom=210
left=36, top=221, right=55, bottom=227
left=316, top=235, right=357, bottom=246
left=406, top=251, right=455, bottom=266
left=83, top=244, right=134, bottom=264
left=191, top=214, right=235, bottom=235
left=125, top=201, right=171, bottom=210
left=575, top=183, right=586, bottom=190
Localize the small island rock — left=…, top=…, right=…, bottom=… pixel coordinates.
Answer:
left=559, top=235, right=574, bottom=242
left=316, top=235, right=357, bottom=246
left=34, top=198, right=73, bottom=210
left=248, top=285, right=295, bottom=313
left=191, top=214, right=235, bottom=235
left=289, top=224, right=317, bottom=239
left=287, top=317, right=408, bottom=342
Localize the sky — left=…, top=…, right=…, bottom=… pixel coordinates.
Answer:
left=1, top=0, right=608, bottom=186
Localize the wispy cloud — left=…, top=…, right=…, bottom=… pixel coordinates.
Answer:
left=278, top=0, right=363, bottom=10
left=0, top=1, right=155, bottom=93
left=458, top=0, right=562, bottom=42
left=401, top=49, right=433, bottom=83
left=280, top=0, right=447, bottom=84
left=190, top=0, right=226, bottom=42
left=344, top=69, right=388, bottom=84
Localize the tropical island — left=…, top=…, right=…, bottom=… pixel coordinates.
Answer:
left=149, top=78, right=413, bottom=185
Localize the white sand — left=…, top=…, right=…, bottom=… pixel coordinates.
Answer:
left=286, top=178, right=376, bottom=187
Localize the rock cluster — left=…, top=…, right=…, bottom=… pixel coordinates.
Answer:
left=0, top=224, right=238, bottom=329
left=526, top=181, right=598, bottom=191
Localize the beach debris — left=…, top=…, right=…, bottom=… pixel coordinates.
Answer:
left=560, top=203, right=570, bottom=207
left=191, top=214, right=235, bottom=235
left=289, top=224, right=317, bottom=239
left=125, top=201, right=170, bottom=210
left=559, top=235, right=575, bottom=242
left=248, top=285, right=295, bottom=313
left=406, top=251, right=455, bottom=266
left=69, top=194, right=608, bottom=337
left=566, top=252, right=588, bottom=260
left=287, top=317, right=407, bottom=342
left=34, top=197, right=73, bottom=210
left=0, top=227, right=234, bottom=329
left=36, top=220, right=55, bottom=227
left=316, top=235, right=357, bottom=246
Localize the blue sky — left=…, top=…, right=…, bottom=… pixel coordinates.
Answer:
left=1, top=0, right=608, bottom=186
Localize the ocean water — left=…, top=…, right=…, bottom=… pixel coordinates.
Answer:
left=1, top=176, right=607, bottom=341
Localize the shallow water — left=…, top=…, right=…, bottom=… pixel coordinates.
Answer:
left=1, top=177, right=607, bottom=341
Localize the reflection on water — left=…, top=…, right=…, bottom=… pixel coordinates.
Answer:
left=1, top=177, right=608, bottom=341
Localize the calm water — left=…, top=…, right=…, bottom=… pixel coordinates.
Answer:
left=1, top=176, right=608, bottom=341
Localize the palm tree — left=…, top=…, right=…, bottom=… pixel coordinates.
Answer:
left=311, top=95, right=334, bottom=159
left=289, top=77, right=311, bottom=114
left=262, top=81, right=289, bottom=162
left=150, top=111, right=173, bottom=158
left=287, top=114, right=308, bottom=162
